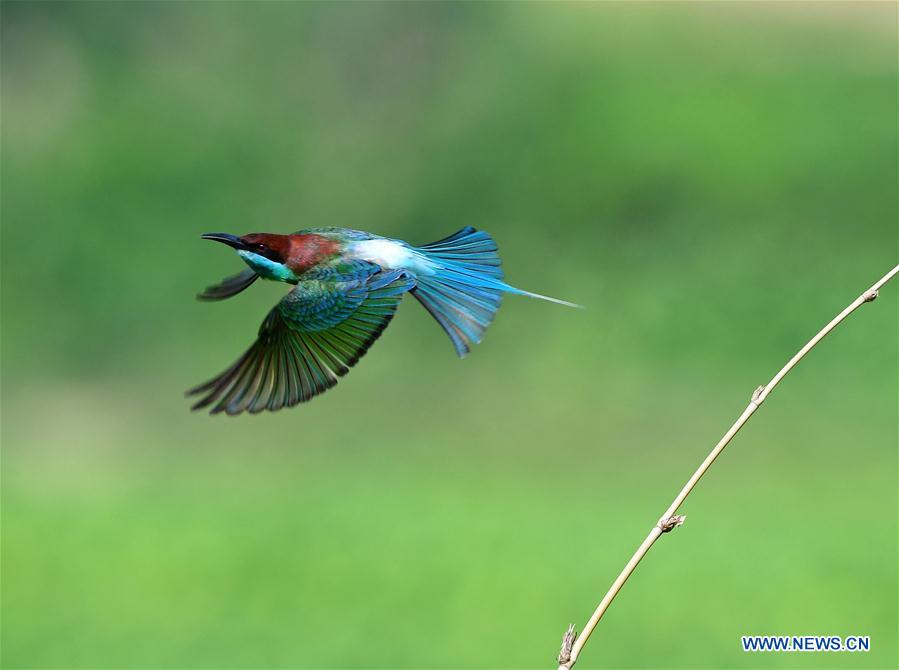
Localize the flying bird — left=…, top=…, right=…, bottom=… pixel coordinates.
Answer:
left=188, top=227, right=579, bottom=415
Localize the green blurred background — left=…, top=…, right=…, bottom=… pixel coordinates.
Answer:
left=2, top=2, right=896, bottom=668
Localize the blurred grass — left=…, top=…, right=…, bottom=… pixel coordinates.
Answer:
left=1, top=2, right=896, bottom=668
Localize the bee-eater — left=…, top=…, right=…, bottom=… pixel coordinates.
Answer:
left=188, top=227, right=579, bottom=415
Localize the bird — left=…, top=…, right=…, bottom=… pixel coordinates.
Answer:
left=188, top=227, right=579, bottom=415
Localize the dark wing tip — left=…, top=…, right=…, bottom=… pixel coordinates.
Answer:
left=196, top=270, right=259, bottom=302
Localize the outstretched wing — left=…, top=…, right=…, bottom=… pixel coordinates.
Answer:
left=187, top=270, right=415, bottom=415
left=197, top=269, right=259, bottom=301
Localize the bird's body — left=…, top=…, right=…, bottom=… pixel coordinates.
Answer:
left=189, top=227, right=578, bottom=415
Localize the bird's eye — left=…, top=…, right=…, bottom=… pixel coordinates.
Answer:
left=255, top=244, right=266, bottom=250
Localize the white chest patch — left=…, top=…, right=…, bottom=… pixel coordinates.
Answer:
left=351, top=239, right=435, bottom=275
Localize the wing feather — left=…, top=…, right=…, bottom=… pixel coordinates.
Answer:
left=188, top=270, right=414, bottom=414
left=197, top=269, right=259, bottom=301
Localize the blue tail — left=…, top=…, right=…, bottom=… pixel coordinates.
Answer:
left=412, top=227, right=580, bottom=357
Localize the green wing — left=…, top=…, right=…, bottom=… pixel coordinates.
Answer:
left=188, top=269, right=415, bottom=415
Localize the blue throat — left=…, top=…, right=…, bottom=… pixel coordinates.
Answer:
left=237, top=250, right=297, bottom=283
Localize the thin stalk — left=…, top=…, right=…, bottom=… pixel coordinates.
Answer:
left=557, top=263, right=899, bottom=669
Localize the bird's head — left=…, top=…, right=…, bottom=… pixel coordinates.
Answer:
left=201, top=232, right=299, bottom=282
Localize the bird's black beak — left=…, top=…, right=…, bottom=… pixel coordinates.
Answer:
left=201, top=233, right=245, bottom=250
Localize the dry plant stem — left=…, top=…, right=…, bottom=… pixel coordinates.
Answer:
left=557, top=264, right=899, bottom=670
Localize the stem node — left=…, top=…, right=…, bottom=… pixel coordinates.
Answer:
left=750, top=385, right=766, bottom=407
left=658, top=514, right=686, bottom=533
left=557, top=624, right=577, bottom=667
